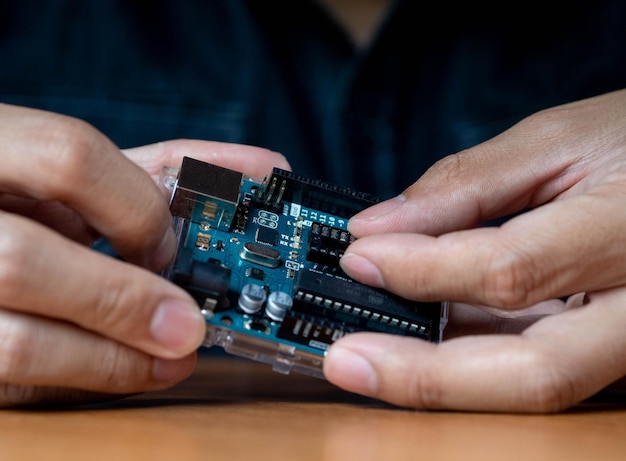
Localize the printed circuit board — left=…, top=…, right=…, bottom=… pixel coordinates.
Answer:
left=161, top=157, right=447, bottom=377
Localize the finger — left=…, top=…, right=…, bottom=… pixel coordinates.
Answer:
left=0, top=212, right=206, bottom=359
left=347, top=135, right=568, bottom=237
left=340, top=185, right=626, bottom=308
left=0, top=309, right=197, bottom=408
left=443, top=299, right=568, bottom=338
left=324, top=286, right=626, bottom=413
left=0, top=104, right=176, bottom=270
left=122, top=139, right=291, bottom=180
left=348, top=90, right=626, bottom=237
left=0, top=193, right=96, bottom=245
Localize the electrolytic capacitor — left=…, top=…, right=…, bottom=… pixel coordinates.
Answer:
left=238, top=283, right=267, bottom=314
left=265, top=291, right=293, bottom=321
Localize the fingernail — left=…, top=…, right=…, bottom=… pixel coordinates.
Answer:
left=351, top=194, right=406, bottom=222
left=339, top=253, right=385, bottom=288
left=326, top=347, right=378, bottom=394
left=150, top=300, right=205, bottom=355
left=149, top=227, right=177, bottom=270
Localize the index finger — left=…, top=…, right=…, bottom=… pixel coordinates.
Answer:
left=0, top=104, right=174, bottom=269
left=349, top=90, right=626, bottom=237
left=123, top=139, right=291, bottom=180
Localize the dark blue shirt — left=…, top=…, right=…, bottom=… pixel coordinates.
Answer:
left=2, top=0, right=626, bottom=198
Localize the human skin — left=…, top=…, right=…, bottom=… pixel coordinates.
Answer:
left=0, top=104, right=290, bottom=407
left=324, top=89, right=626, bottom=413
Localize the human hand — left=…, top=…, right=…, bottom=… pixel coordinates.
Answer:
left=0, top=104, right=289, bottom=407
left=324, top=89, right=626, bottom=413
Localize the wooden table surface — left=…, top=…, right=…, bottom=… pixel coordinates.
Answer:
left=2, top=354, right=626, bottom=461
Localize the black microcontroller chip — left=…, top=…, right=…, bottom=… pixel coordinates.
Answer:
left=256, top=226, right=279, bottom=246
left=246, top=267, right=265, bottom=281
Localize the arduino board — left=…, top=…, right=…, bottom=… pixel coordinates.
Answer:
left=161, top=157, right=448, bottom=378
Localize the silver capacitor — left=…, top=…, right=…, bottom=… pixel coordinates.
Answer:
left=238, top=283, right=267, bottom=314
left=265, top=291, right=293, bottom=321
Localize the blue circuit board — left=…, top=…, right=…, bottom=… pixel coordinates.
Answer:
left=161, top=157, right=447, bottom=378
